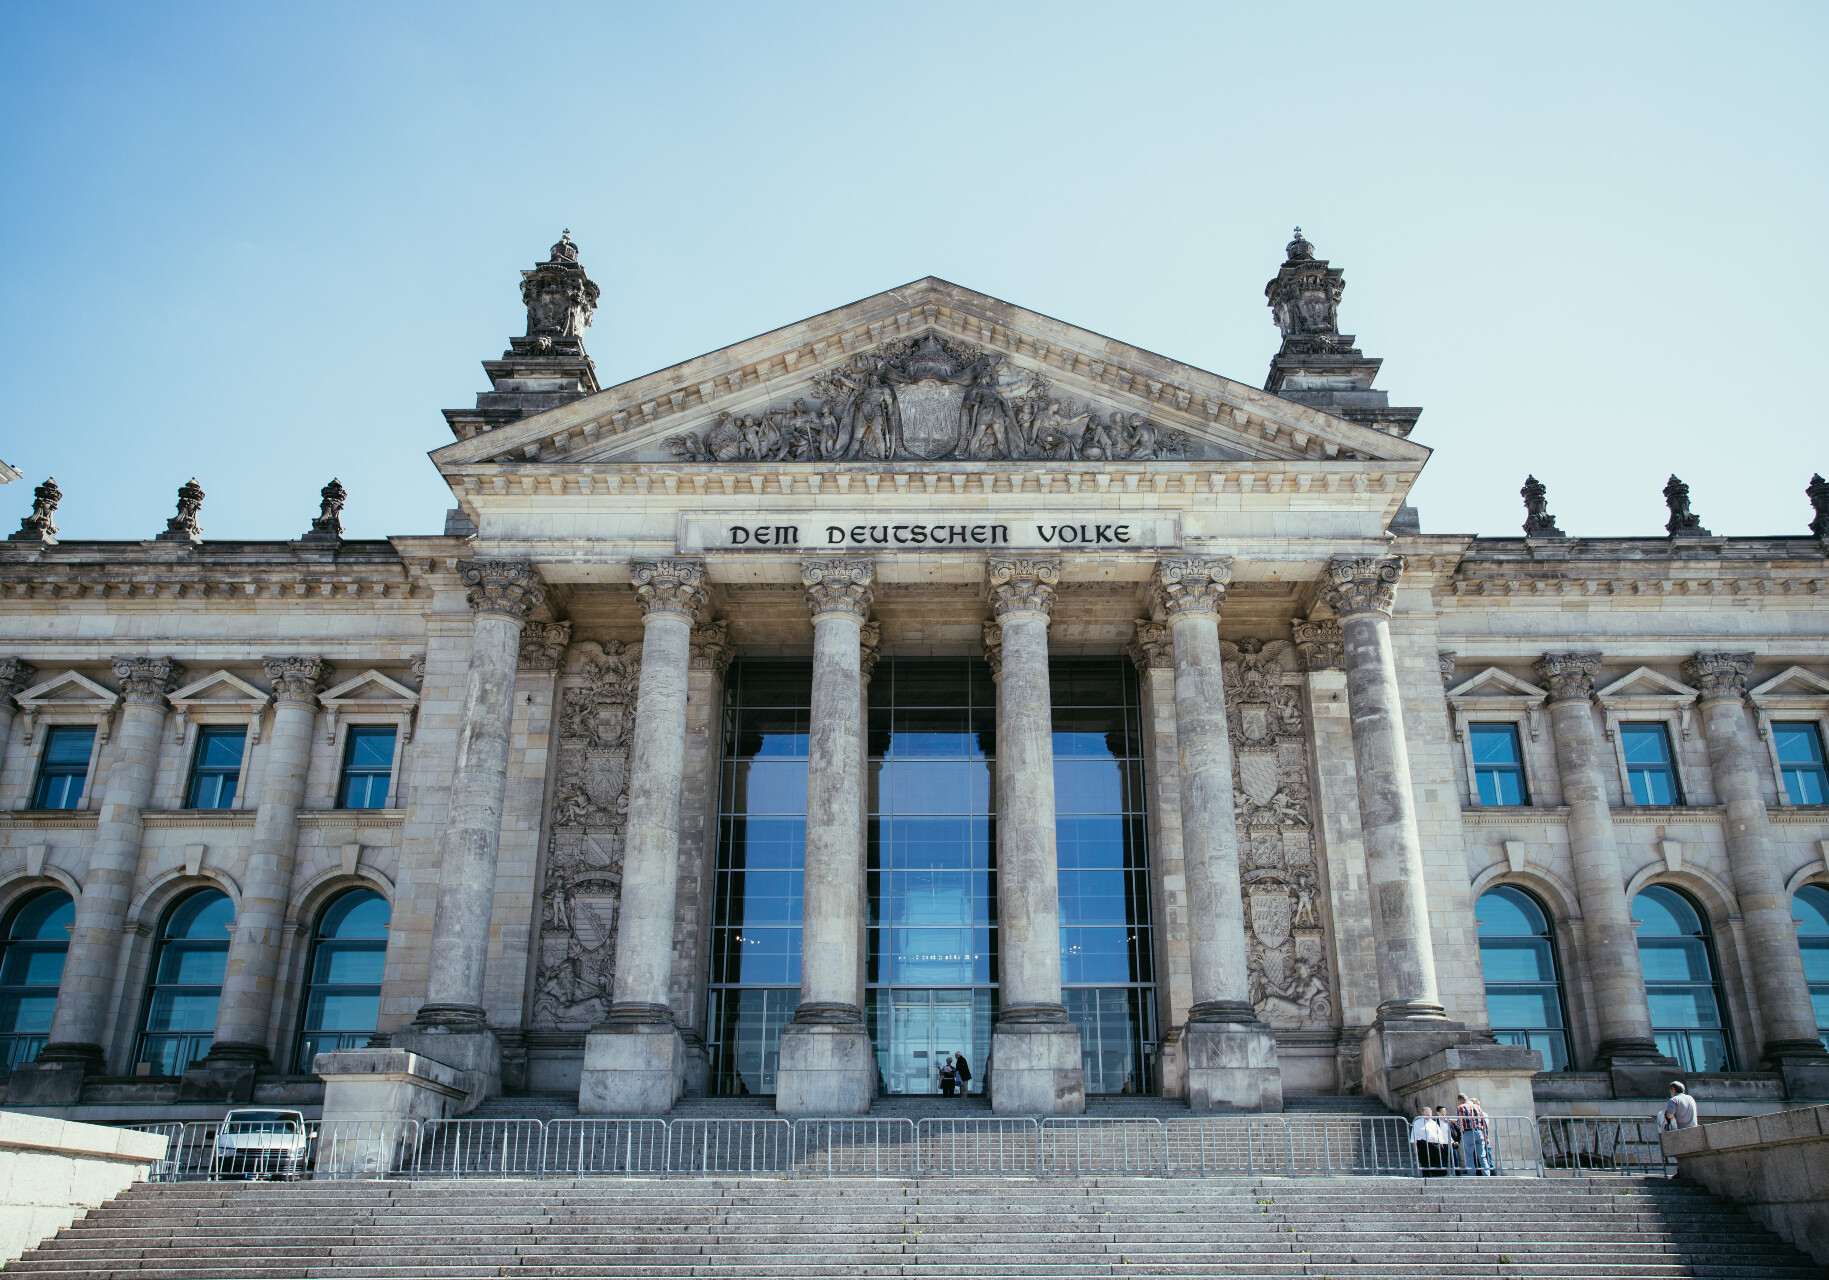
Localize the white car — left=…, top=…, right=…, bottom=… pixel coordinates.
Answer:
left=211, top=1108, right=310, bottom=1180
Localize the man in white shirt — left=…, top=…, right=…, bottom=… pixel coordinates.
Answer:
left=1412, top=1107, right=1448, bottom=1176
left=1660, top=1081, right=1699, bottom=1130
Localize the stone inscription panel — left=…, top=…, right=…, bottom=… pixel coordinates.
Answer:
left=680, top=513, right=1180, bottom=553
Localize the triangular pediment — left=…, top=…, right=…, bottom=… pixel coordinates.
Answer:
left=1446, top=668, right=1548, bottom=700
left=1750, top=665, right=1829, bottom=699
left=320, top=670, right=419, bottom=704
left=17, top=670, right=119, bottom=708
left=1596, top=667, right=1698, bottom=700
left=431, top=278, right=1430, bottom=473
left=169, top=670, right=269, bottom=706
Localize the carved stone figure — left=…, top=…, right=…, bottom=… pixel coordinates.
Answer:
left=522, top=231, right=600, bottom=340
left=1520, top=474, right=1565, bottom=538
left=1664, top=474, right=1712, bottom=538
left=9, top=477, right=60, bottom=544
left=1807, top=474, right=1829, bottom=539
left=1265, top=227, right=1347, bottom=345
left=302, top=478, right=347, bottom=543
left=155, top=478, right=206, bottom=543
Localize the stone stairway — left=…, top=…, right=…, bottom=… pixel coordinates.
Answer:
left=12, top=1176, right=1823, bottom=1279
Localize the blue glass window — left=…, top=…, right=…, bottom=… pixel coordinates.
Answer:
left=1775, top=723, right=1829, bottom=805
left=1634, top=885, right=1734, bottom=1071
left=1793, top=885, right=1829, bottom=1052
left=0, top=890, right=73, bottom=1071
left=1475, top=886, right=1571, bottom=1070
left=1470, top=723, right=1530, bottom=806
left=294, top=889, right=389, bottom=1071
left=31, top=726, right=95, bottom=810
left=184, top=726, right=246, bottom=809
left=137, top=889, right=233, bottom=1076
left=1621, top=723, right=1683, bottom=805
left=337, top=726, right=397, bottom=809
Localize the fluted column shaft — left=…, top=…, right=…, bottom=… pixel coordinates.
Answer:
left=46, top=658, right=182, bottom=1061
left=605, top=561, right=705, bottom=1024
left=1321, top=557, right=1443, bottom=1020
left=1688, top=652, right=1828, bottom=1060
left=1535, top=653, right=1659, bottom=1061
left=418, top=561, right=541, bottom=1024
left=209, top=659, right=327, bottom=1061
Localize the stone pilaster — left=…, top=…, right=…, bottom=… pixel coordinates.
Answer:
left=672, top=618, right=734, bottom=1096
left=188, top=657, right=328, bottom=1098
left=11, top=658, right=180, bottom=1104
left=0, top=658, right=35, bottom=754
left=1686, top=651, right=1829, bottom=1095
left=984, top=556, right=1084, bottom=1115
left=776, top=560, right=876, bottom=1115
left=1131, top=621, right=1192, bottom=1097
left=580, top=559, right=707, bottom=1115
left=1533, top=652, right=1672, bottom=1091
left=1153, top=558, right=1281, bottom=1111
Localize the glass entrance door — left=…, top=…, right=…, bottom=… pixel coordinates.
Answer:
left=882, top=989, right=983, bottom=1095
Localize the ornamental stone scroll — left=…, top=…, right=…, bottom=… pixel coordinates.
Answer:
left=1152, top=556, right=1233, bottom=619
left=984, top=557, right=1060, bottom=619
left=631, top=559, right=709, bottom=622
left=802, top=559, right=875, bottom=620
left=459, top=559, right=545, bottom=620
left=1319, top=556, right=1405, bottom=618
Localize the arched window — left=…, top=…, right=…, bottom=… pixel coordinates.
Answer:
left=136, top=889, right=232, bottom=1076
left=1794, top=885, right=1829, bottom=1052
left=1475, top=886, right=1572, bottom=1070
left=294, top=889, right=389, bottom=1072
left=1, top=890, right=73, bottom=1071
left=1634, top=885, right=1735, bottom=1072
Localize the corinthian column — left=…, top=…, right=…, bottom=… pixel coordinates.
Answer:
left=1533, top=652, right=1670, bottom=1088
left=580, top=559, right=707, bottom=1115
left=14, top=658, right=181, bottom=1103
left=194, top=657, right=328, bottom=1092
left=1686, top=652, right=1829, bottom=1090
left=984, top=556, right=1084, bottom=1115
left=1318, top=557, right=1444, bottom=1022
left=776, top=559, right=876, bottom=1116
left=1153, top=557, right=1282, bottom=1110
left=394, top=561, right=540, bottom=1103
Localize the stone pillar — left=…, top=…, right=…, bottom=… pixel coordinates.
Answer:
left=984, top=556, right=1084, bottom=1115
left=10, top=658, right=181, bottom=1105
left=776, top=559, right=876, bottom=1116
left=1687, top=651, right=1829, bottom=1096
left=186, top=657, right=328, bottom=1100
left=1534, top=652, right=1673, bottom=1093
left=580, top=559, right=707, bottom=1115
left=671, top=620, right=734, bottom=1098
left=392, top=560, right=542, bottom=1107
left=1153, top=558, right=1282, bottom=1111
left=1130, top=622, right=1192, bottom=1098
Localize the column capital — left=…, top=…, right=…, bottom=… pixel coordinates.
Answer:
left=859, top=620, right=883, bottom=683
left=1151, top=556, right=1233, bottom=619
left=0, top=658, right=37, bottom=706
left=1292, top=619, right=1344, bottom=672
left=1128, top=619, right=1173, bottom=673
left=1319, top=555, right=1405, bottom=618
left=1685, top=650, right=1755, bottom=702
left=690, top=619, right=736, bottom=678
left=262, top=656, right=330, bottom=706
left=630, top=559, right=708, bottom=622
left=1437, top=651, right=1457, bottom=686
left=518, top=621, right=573, bottom=671
left=1534, top=651, right=1602, bottom=704
left=459, top=558, right=545, bottom=621
left=984, top=557, right=1059, bottom=620
left=802, top=558, right=875, bottom=621
left=981, top=618, right=1003, bottom=682
left=111, top=656, right=183, bottom=706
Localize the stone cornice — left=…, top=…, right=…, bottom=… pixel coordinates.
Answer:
left=0, top=540, right=417, bottom=604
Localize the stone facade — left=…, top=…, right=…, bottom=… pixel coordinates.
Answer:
left=2, top=231, right=1826, bottom=1120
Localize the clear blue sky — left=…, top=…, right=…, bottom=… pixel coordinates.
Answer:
left=2, top=2, right=1824, bottom=543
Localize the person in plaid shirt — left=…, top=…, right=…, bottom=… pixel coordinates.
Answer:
left=1455, top=1094, right=1494, bottom=1175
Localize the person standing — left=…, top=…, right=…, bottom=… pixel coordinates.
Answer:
left=1456, top=1093, right=1493, bottom=1175
left=1412, top=1106, right=1443, bottom=1176
left=938, top=1055, right=958, bottom=1098
left=953, top=1052, right=973, bottom=1098
left=1660, top=1081, right=1699, bottom=1130
left=1435, top=1107, right=1461, bottom=1175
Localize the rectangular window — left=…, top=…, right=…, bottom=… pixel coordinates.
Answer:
left=337, top=726, right=398, bottom=809
left=1470, top=723, right=1530, bottom=806
left=1775, top=722, right=1829, bottom=805
left=31, top=726, right=96, bottom=810
left=184, top=726, right=246, bottom=809
left=1621, top=723, right=1683, bottom=805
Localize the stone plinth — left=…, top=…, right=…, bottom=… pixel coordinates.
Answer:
left=988, top=1022, right=1085, bottom=1116
left=1364, top=1018, right=1541, bottom=1116
left=1663, top=1104, right=1829, bottom=1263
left=0, top=1110, right=168, bottom=1265
left=775, top=1019, right=876, bottom=1117
left=578, top=1023, right=685, bottom=1115
left=1184, top=1020, right=1283, bottom=1113
left=314, top=1048, right=467, bottom=1124
left=386, top=1024, right=500, bottom=1114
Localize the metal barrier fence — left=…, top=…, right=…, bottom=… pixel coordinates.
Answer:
left=120, top=1113, right=1676, bottom=1182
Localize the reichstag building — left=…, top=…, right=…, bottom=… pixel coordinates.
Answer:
left=2, top=231, right=1827, bottom=1124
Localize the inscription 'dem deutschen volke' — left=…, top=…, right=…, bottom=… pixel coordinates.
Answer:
left=728, top=521, right=1137, bottom=548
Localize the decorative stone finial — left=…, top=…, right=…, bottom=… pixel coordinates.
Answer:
left=1521, top=475, right=1565, bottom=538
left=1663, top=474, right=1711, bottom=538
left=1319, top=556, right=1405, bottom=618
left=984, top=557, right=1060, bottom=619
left=1128, top=619, right=1173, bottom=672
left=263, top=656, right=330, bottom=705
left=458, top=558, right=544, bottom=620
left=1293, top=619, right=1345, bottom=672
left=630, top=559, right=708, bottom=622
left=1534, top=652, right=1602, bottom=704
left=1266, top=230, right=1345, bottom=342
left=802, top=559, right=875, bottom=620
left=1807, top=473, right=1829, bottom=539
left=1684, top=650, right=1754, bottom=701
left=522, top=231, right=600, bottom=340
left=1286, top=227, right=1314, bottom=262
left=691, top=619, right=736, bottom=678
left=10, top=477, right=60, bottom=544
left=1151, top=556, right=1233, bottom=619
left=155, top=478, right=205, bottom=543
left=111, top=656, right=184, bottom=705
left=302, top=478, right=347, bottom=543
left=518, top=621, right=573, bottom=671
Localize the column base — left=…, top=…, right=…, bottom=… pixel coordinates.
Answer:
left=1184, top=1005, right=1283, bottom=1113
left=775, top=1004, right=875, bottom=1116
left=1363, top=1016, right=1541, bottom=1116
left=1765, top=1040, right=1829, bottom=1100
left=3, top=1043, right=103, bottom=1106
left=314, top=1048, right=467, bottom=1126
left=390, top=1005, right=501, bottom=1113
left=179, top=1041, right=266, bottom=1103
left=1592, top=1038, right=1682, bottom=1099
left=579, top=1005, right=685, bottom=1116
left=989, top=1006, right=1084, bottom=1115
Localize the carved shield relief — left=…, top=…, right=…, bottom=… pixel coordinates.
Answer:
left=1236, top=747, right=1280, bottom=807
left=895, top=379, right=967, bottom=460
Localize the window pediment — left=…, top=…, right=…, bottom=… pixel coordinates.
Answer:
left=1594, top=667, right=1700, bottom=741
left=15, top=671, right=120, bottom=744
left=167, top=670, right=272, bottom=744
left=1444, top=668, right=1549, bottom=742
left=318, top=670, right=420, bottom=744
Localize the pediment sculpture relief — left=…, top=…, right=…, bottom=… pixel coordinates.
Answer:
left=534, top=639, right=641, bottom=1029
left=1223, top=638, right=1332, bottom=1030
left=663, top=333, right=1194, bottom=463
